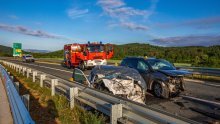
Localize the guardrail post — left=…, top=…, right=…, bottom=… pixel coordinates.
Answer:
left=19, top=66, right=22, bottom=74
left=110, top=104, right=122, bottom=124
left=51, top=79, right=58, bottom=96
left=23, top=67, right=26, bottom=76
left=21, top=94, right=30, bottom=111
left=32, top=71, right=37, bottom=82
left=16, top=65, right=19, bottom=72
left=18, top=66, right=20, bottom=73
left=40, top=74, right=46, bottom=87
left=14, top=82, right=19, bottom=92
left=27, top=69, right=31, bottom=78
left=69, top=87, right=78, bottom=109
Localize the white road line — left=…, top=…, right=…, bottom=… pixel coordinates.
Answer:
left=24, top=63, right=73, bottom=73
left=36, top=61, right=60, bottom=65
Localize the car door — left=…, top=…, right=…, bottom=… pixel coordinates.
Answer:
left=136, top=60, right=151, bottom=88
left=72, top=68, right=90, bottom=86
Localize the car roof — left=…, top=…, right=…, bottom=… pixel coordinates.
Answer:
left=123, top=56, right=144, bottom=59
left=123, top=57, right=166, bottom=62
left=23, top=54, right=32, bottom=56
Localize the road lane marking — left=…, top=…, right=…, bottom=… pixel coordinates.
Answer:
left=36, top=61, right=60, bottom=65
left=22, top=62, right=90, bottom=76
left=24, top=63, right=73, bottom=73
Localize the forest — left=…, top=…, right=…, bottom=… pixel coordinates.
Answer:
left=1, top=44, right=220, bottom=67
left=32, top=43, right=220, bottom=68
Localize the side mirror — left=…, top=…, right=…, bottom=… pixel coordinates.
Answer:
left=83, top=51, right=87, bottom=56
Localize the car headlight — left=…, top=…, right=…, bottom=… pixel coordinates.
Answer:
left=169, top=77, right=182, bottom=84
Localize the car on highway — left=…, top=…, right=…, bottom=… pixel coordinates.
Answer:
left=120, top=57, right=191, bottom=98
left=72, top=65, right=147, bottom=104
left=22, top=54, right=35, bottom=62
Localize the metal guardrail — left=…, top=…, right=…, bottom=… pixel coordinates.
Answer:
left=0, top=64, right=35, bottom=124
left=1, top=57, right=219, bottom=77
left=178, top=66, right=220, bottom=77
left=0, top=60, right=199, bottom=124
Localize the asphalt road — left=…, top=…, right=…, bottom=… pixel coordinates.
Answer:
left=2, top=59, right=220, bottom=123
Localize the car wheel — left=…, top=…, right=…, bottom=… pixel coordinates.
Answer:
left=79, top=61, right=85, bottom=71
left=180, top=82, right=185, bottom=91
left=153, top=82, right=169, bottom=98
left=67, top=62, right=72, bottom=69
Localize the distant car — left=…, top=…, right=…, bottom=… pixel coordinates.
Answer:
left=22, top=55, right=35, bottom=62
left=72, top=66, right=147, bottom=104
left=120, top=57, right=191, bottom=98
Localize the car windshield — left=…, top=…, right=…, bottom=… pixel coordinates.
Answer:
left=147, top=59, right=175, bottom=70
left=87, top=45, right=104, bottom=52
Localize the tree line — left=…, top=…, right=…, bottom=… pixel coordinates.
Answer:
left=113, top=43, right=220, bottom=67
left=1, top=44, right=219, bottom=67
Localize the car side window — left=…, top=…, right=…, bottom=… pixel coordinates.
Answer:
left=120, top=59, right=127, bottom=66
left=127, top=59, right=137, bottom=68
left=137, top=60, right=149, bottom=71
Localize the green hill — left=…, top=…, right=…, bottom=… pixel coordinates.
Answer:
left=113, top=43, right=220, bottom=67
left=0, top=45, right=13, bottom=57
left=32, top=43, right=220, bottom=68
left=0, top=43, right=219, bottom=67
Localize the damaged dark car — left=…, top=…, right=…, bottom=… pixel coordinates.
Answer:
left=120, top=57, right=191, bottom=98
left=72, top=66, right=147, bottom=104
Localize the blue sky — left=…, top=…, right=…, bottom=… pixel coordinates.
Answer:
left=0, top=0, right=220, bottom=50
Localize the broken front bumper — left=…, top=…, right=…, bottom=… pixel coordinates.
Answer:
left=85, top=59, right=107, bottom=67
left=167, top=77, right=184, bottom=93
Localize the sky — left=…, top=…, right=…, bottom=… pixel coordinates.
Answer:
left=0, top=0, right=220, bottom=50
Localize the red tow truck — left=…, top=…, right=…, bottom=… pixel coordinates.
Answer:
left=63, top=42, right=113, bottom=70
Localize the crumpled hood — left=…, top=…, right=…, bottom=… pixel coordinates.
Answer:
left=158, top=69, right=191, bottom=77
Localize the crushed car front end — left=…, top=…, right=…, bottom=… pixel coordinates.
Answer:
left=89, top=65, right=147, bottom=104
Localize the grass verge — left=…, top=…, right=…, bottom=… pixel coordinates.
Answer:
left=3, top=64, right=105, bottom=124
left=186, top=74, right=220, bottom=83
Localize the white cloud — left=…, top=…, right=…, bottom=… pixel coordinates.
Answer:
left=97, top=0, right=158, bottom=31
left=8, top=15, right=19, bottom=19
left=0, top=23, right=70, bottom=40
left=67, top=8, right=89, bottom=19
left=121, top=22, right=149, bottom=31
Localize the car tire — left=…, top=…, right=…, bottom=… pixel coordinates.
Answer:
left=153, top=82, right=169, bottom=98
left=180, top=82, right=185, bottom=91
left=79, top=61, right=85, bottom=71
left=67, top=62, right=72, bottom=69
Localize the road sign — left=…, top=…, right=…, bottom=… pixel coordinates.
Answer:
left=13, top=43, right=22, bottom=57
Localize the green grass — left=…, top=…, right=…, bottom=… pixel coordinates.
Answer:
left=186, top=74, right=220, bottom=83
left=37, top=58, right=63, bottom=60
left=107, top=59, right=121, bottom=64
left=174, top=63, right=192, bottom=67
left=3, top=64, right=105, bottom=124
